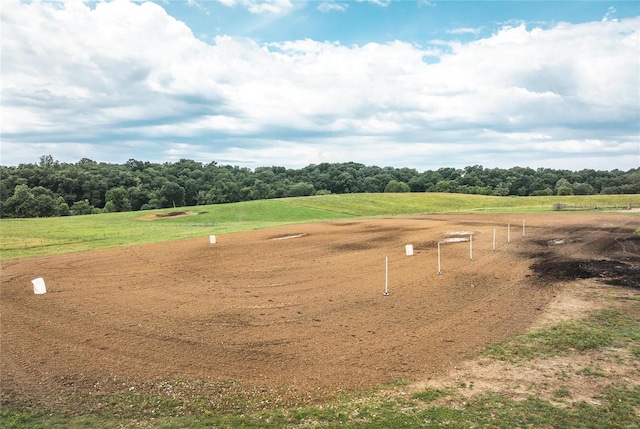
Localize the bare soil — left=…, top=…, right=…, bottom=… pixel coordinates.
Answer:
left=1, top=213, right=638, bottom=413
left=138, top=211, right=197, bottom=221
left=412, top=279, right=640, bottom=409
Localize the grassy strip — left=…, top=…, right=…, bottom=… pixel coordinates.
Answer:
left=2, top=193, right=638, bottom=260
left=286, top=193, right=640, bottom=216
left=485, top=309, right=640, bottom=362
left=2, top=385, right=639, bottom=428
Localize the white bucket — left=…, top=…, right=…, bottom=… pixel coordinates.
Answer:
left=405, top=244, right=414, bottom=256
left=32, top=277, right=47, bottom=295
left=209, top=235, right=217, bottom=244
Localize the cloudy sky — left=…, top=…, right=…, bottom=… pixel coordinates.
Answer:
left=1, top=0, right=639, bottom=171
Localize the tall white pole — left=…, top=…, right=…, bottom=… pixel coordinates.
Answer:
left=507, top=224, right=511, bottom=244
left=493, top=228, right=496, bottom=251
left=383, top=256, right=389, bottom=296
left=469, top=234, right=473, bottom=261
left=437, top=241, right=442, bottom=275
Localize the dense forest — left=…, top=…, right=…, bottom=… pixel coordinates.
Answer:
left=1, top=155, right=639, bottom=218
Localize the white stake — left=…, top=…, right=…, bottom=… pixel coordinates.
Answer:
left=492, top=228, right=496, bottom=251
left=437, top=241, right=442, bottom=275
left=507, top=224, right=511, bottom=244
left=383, top=256, right=389, bottom=296
left=469, top=234, right=473, bottom=261
left=522, top=219, right=526, bottom=236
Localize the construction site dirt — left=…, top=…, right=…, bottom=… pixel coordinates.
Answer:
left=2, top=213, right=638, bottom=413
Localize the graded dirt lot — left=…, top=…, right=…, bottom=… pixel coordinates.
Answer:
left=1, top=213, right=639, bottom=411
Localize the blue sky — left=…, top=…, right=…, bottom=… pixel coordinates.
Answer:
left=168, top=1, right=637, bottom=45
left=1, top=0, right=639, bottom=171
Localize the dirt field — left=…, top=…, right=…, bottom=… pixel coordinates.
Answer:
left=1, top=213, right=639, bottom=412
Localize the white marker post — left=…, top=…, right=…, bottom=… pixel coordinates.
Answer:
left=437, top=241, right=442, bottom=275
left=492, top=228, right=496, bottom=252
left=383, top=256, right=390, bottom=296
left=469, top=234, right=473, bottom=261
left=209, top=235, right=217, bottom=244
left=522, top=219, right=526, bottom=237
left=507, top=224, right=511, bottom=244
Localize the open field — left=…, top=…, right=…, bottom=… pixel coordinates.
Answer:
left=2, top=206, right=639, bottom=427
left=1, top=194, right=639, bottom=427
left=1, top=193, right=639, bottom=260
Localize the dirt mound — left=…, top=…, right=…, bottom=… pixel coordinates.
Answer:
left=138, top=210, right=196, bottom=220
left=1, top=213, right=638, bottom=414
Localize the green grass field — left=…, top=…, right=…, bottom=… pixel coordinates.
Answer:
left=2, top=193, right=638, bottom=260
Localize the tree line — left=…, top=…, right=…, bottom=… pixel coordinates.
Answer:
left=1, top=155, right=638, bottom=218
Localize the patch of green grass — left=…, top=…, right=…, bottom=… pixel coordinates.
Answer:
left=577, top=367, right=607, bottom=377
left=553, top=386, right=571, bottom=399
left=485, top=310, right=640, bottom=362
left=411, top=388, right=449, bottom=402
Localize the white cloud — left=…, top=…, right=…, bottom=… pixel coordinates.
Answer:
left=447, top=27, right=482, bottom=35
left=1, top=0, right=638, bottom=171
left=602, top=6, right=617, bottom=22
left=355, top=0, right=392, bottom=7
left=215, top=0, right=294, bottom=14
left=186, top=0, right=208, bottom=13
left=318, top=2, right=348, bottom=13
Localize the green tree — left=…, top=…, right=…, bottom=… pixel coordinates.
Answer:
left=493, top=182, right=510, bottom=196
left=127, top=186, right=150, bottom=211
left=38, top=154, right=58, bottom=168
left=206, top=179, right=239, bottom=204
left=103, top=201, right=117, bottom=213
left=70, top=199, right=94, bottom=215
left=572, top=182, right=595, bottom=195
left=158, top=182, right=186, bottom=208
left=435, top=180, right=459, bottom=193
left=384, top=180, right=410, bottom=193
left=2, top=184, right=37, bottom=217
left=287, top=182, right=316, bottom=197
left=249, top=180, right=271, bottom=201
left=557, top=186, right=573, bottom=196
left=105, top=186, right=131, bottom=212
left=555, top=178, right=573, bottom=196
left=53, top=196, right=71, bottom=216
left=531, top=187, right=553, bottom=196
left=32, top=186, right=56, bottom=217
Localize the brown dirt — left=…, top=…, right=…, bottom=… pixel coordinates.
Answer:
left=138, top=210, right=197, bottom=221
left=411, top=279, right=640, bottom=408
left=1, top=213, right=638, bottom=413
